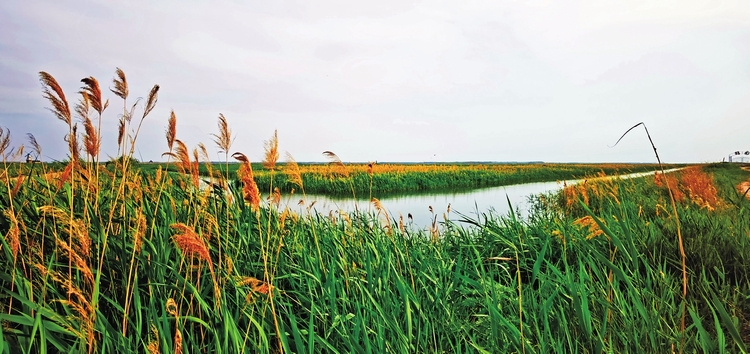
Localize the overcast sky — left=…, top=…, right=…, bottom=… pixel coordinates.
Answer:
left=1, top=0, right=749, bottom=163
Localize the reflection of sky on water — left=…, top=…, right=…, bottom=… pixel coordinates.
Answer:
left=275, top=169, right=679, bottom=231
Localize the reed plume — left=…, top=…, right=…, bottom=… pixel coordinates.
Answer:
left=323, top=150, right=349, bottom=177
left=232, top=152, right=261, bottom=210
left=80, top=76, right=107, bottom=115
left=212, top=113, right=232, bottom=154
left=117, top=118, right=126, bottom=147
left=284, top=152, right=303, bottom=190
left=142, top=84, right=160, bottom=119
left=0, top=127, right=10, bottom=159
left=166, top=110, right=177, bottom=152
left=27, top=133, right=41, bottom=157
left=263, top=130, right=279, bottom=170
left=39, top=71, right=72, bottom=126
left=2, top=210, right=20, bottom=262
left=162, top=139, right=190, bottom=174
left=77, top=93, right=99, bottom=159
left=110, top=67, right=128, bottom=100
left=171, top=223, right=220, bottom=306
left=171, top=223, right=212, bottom=265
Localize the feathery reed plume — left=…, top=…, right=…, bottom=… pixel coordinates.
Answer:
left=9, top=145, right=24, bottom=162
left=322, top=151, right=343, bottom=165
left=162, top=140, right=190, bottom=174
left=133, top=212, right=146, bottom=254
left=372, top=198, right=391, bottom=230
left=80, top=76, right=107, bottom=114
left=27, top=133, right=41, bottom=157
left=142, top=84, right=159, bottom=119
left=284, top=152, right=303, bottom=189
left=263, top=129, right=279, bottom=170
left=2, top=210, right=20, bottom=262
left=78, top=93, right=99, bottom=159
left=117, top=118, right=126, bottom=147
left=212, top=113, right=232, bottom=154
left=171, top=223, right=211, bottom=265
left=146, top=325, right=160, bottom=354
left=82, top=116, right=100, bottom=160
left=322, top=150, right=348, bottom=177
left=0, top=127, right=10, bottom=159
left=232, top=152, right=261, bottom=210
left=171, top=223, right=220, bottom=306
left=110, top=67, right=128, bottom=100
left=38, top=205, right=91, bottom=256
left=271, top=187, right=281, bottom=207
left=75, top=92, right=90, bottom=121
left=39, top=71, right=72, bottom=125
left=166, top=110, right=177, bottom=151
left=174, top=329, right=183, bottom=354
left=198, top=143, right=210, bottom=162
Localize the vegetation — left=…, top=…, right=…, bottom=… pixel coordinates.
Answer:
left=0, top=70, right=748, bottom=353
left=134, top=161, right=683, bottom=196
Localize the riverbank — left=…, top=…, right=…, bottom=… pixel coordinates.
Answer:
left=2, top=161, right=748, bottom=352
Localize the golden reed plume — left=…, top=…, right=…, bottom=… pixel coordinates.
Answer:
left=170, top=224, right=220, bottom=307
left=284, top=152, right=303, bottom=189
left=39, top=71, right=72, bottom=126
left=212, top=113, right=232, bottom=154
left=166, top=110, right=177, bottom=152
left=163, top=139, right=190, bottom=174
left=110, top=67, right=128, bottom=100
left=80, top=76, right=107, bottom=115
left=232, top=152, right=261, bottom=210
left=76, top=93, right=100, bottom=159
left=263, top=130, right=279, bottom=170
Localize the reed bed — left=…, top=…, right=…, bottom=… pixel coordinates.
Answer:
left=0, top=70, right=748, bottom=353
left=135, top=161, right=682, bottom=196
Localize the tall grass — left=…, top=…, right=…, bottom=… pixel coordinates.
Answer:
left=0, top=70, right=748, bottom=353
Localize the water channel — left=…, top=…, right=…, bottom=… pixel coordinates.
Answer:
left=272, top=169, right=679, bottom=231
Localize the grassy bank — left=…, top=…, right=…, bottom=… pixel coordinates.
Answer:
left=139, top=161, right=683, bottom=196
left=1, top=70, right=748, bottom=353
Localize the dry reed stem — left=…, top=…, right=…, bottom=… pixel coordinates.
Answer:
left=612, top=121, right=687, bottom=351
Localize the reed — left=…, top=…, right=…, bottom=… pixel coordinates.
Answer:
left=1, top=70, right=748, bottom=353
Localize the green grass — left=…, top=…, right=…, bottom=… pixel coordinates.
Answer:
left=1, top=158, right=748, bottom=353
left=1, top=70, right=746, bottom=353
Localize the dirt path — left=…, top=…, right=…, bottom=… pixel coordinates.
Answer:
left=739, top=166, right=750, bottom=200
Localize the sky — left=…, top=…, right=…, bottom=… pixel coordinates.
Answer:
left=1, top=0, right=749, bottom=163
